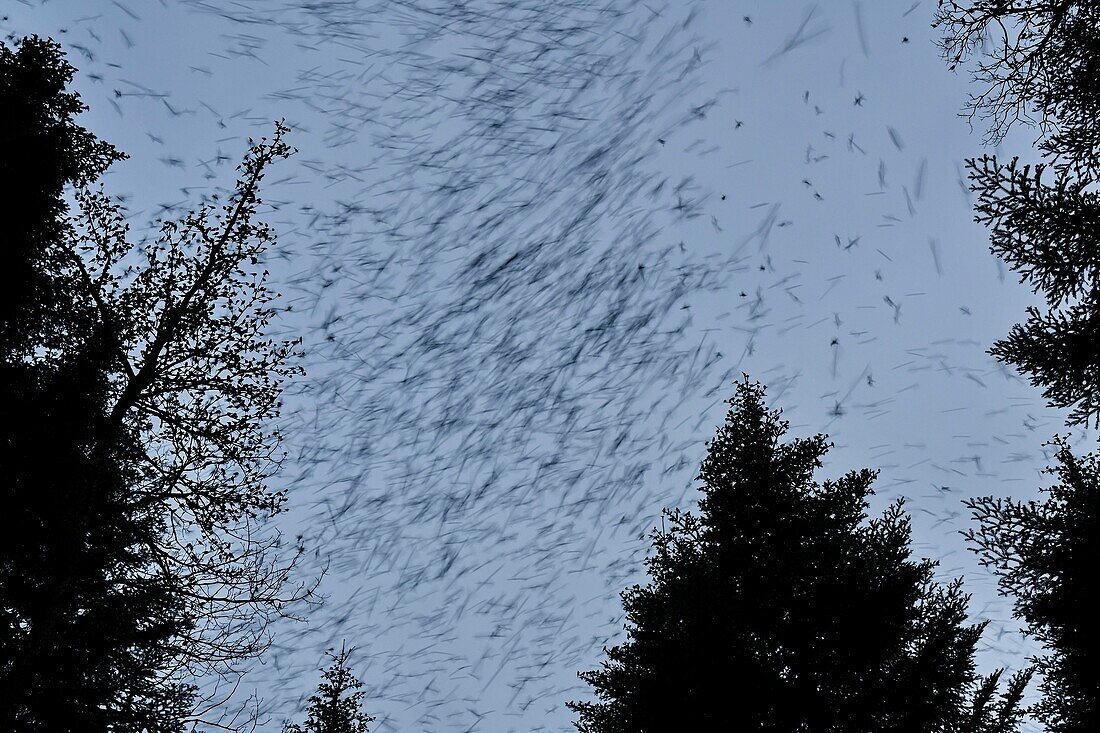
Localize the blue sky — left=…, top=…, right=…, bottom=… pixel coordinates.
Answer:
left=3, top=2, right=1074, bottom=730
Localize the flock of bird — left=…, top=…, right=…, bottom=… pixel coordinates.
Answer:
left=3, top=1, right=1077, bottom=731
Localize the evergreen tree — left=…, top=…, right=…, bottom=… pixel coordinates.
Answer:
left=937, top=5, right=1100, bottom=731
left=1, top=35, right=310, bottom=731
left=936, top=0, right=1100, bottom=429
left=283, top=646, right=375, bottom=733
left=568, top=378, right=1028, bottom=733
left=0, top=34, right=120, bottom=361
left=1, top=35, right=193, bottom=732
left=1, top=323, right=195, bottom=733
left=965, top=436, right=1099, bottom=733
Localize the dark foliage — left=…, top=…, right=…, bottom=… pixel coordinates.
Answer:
left=568, top=378, right=1028, bottom=733
left=72, top=119, right=315, bottom=711
left=966, top=436, right=1099, bottom=733
left=0, top=326, right=195, bottom=732
left=2, top=35, right=310, bottom=731
left=1, top=35, right=193, bottom=732
left=966, top=154, right=1100, bottom=429
left=0, top=34, right=120, bottom=361
left=283, top=645, right=375, bottom=733
left=938, top=7, right=1100, bottom=730
left=938, top=2, right=1100, bottom=430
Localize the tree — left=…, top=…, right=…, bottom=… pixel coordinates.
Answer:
left=965, top=436, right=1099, bottom=733
left=0, top=34, right=120, bottom=362
left=73, top=116, right=315, bottom=682
left=1, top=36, right=194, bottom=732
left=70, top=117, right=318, bottom=727
left=1, top=324, right=196, bottom=733
left=283, top=645, right=375, bottom=733
left=568, top=378, right=1029, bottom=733
left=937, top=6, right=1100, bottom=732
left=935, top=1, right=1100, bottom=429
left=934, top=1, right=1081, bottom=150
left=966, top=152, right=1100, bottom=430
left=1, top=35, right=314, bottom=731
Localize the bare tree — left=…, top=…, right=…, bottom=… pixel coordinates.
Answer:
left=934, top=0, right=1077, bottom=144
left=71, top=120, right=319, bottom=725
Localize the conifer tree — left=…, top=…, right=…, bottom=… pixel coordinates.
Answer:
left=936, top=0, right=1100, bottom=429
left=965, top=436, right=1098, bottom=733
left=568, top=378, right=1028, bottom=733
left=1, top=35, right=311, bottom=731
left=0, top=34, right=120, bottom=361
left=1, top=35, right=193, bottom=732
left=283, top=646, right=375, bottom=733
left=937, top=5, right=1100, bottom=731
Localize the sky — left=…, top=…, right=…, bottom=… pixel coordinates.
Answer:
left=2, top=1, right=1080, bottom=731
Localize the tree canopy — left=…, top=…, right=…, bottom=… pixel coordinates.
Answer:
left=1, top=35, right=312, bottom=731
left=1, top=35, right=193, bottom=732
left=568, top=378, right=1028, bottom=733
left=937, top=1, right=1100, bottom=428
left=938, top=5, right=1100, bottom=731
left=283, top=645, right=375, bottom=733
left=966, top=436, right=1099, bottom=733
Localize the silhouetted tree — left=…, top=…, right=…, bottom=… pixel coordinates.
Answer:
left=283, top=645, right=375, bottom=733
left=966, top=153, right=1100, bottom=430
left=568, top=378, right=1028, bottom=733
left=72, top=118, right=314, bottom=730
left=72, top=118, right=315, bottom=687
left=0, top=34, right=120, bottom=360
left=935, top=1, right=1082, bottom=150
left=1, top=325, right=196, bottom=733
left=936, top=0, right=1100, bottom=429
left=1, top=35, right=313, bottom=731
left=1, top=35, right=193, bottom=732
left=937, top=6, right=1100, bottom=732
left=965, top=435, right=1098, bottom=733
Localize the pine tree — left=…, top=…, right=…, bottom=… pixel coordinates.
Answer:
left=568, top=378, right=1028, bottom=733
left=935, top=0, right=1100, bottom=429
left=1, top=35, right=193, bottom=732
left=2, top=35, right=311, bottom=731
left=936, top=5, right=1100, bottom=731
left=965, top=436, right=1099, bottom=733
left=0, top=34, right=120, bottom=361
left=283, top=645, right=375, bottom=733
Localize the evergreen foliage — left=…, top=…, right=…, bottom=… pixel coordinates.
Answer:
left=936, top=0, right=1100, bottom=429
left=0, top=34, right=120, bottom=362
left=1, top=35, right=310, bottom=731
left=965, top=436, right=1099, bottom=733
left=937, top=5, right=1100, bottom=730
left=283, top=646, right=375, bottom=733
left=568, top=378, right=1028, bottom=733
left=0, top=35, right=193, bottom=732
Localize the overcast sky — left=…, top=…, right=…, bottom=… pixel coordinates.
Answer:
left=3, top=2, right=1075, bottom=731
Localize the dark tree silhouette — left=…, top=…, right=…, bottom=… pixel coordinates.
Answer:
left=966, top=153, right=1100, bottom=430
left=965, top=436, right=1099, bottom=733
left=1, top=35, right=313, bottom=731
left=938, top=6, right=1100, bottom=732
left=934, top=1, right=1079, bottom=149
left=568, top=378, right=1028, bottom=733
left=72, top=119, right=315, bottom=691
left=1, top=36, right=193, bottom=732
left=0, top=34, right=120, bottom=361
left=937, top=1, right=1100, bottom=429
left=1, top=326, right=196, bottom=733
left=283, top=645, right=375, bottom=733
